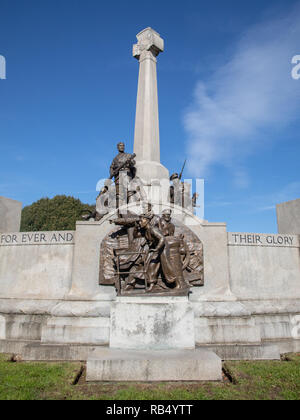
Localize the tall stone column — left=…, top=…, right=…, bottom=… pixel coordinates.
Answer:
left=133, top=28, right=169, bottom=184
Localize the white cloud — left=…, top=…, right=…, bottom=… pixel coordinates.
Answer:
left=246, top=181, right=300, bottom=213
left=184, top=3, right=300, bottom=180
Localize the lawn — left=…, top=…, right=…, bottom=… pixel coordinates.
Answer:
left=0, top=353, right=299, bottom=400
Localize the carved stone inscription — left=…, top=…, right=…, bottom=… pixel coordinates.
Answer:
left=0, top=231, right=75, bottom=246
left=228, top=233, right=299, bottom=247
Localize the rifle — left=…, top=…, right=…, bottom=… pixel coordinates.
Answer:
left=110, top=153, right=136, bottom=180
left=179, top=159, right=187, bottom=180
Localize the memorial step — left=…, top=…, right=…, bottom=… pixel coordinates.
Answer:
left=86, top=348, right=222, bottom=382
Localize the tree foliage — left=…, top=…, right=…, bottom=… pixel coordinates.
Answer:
left=20, top=195, right=95, bottom=232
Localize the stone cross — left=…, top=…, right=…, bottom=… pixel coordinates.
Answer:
left=133, top=28, right=169, bottom=184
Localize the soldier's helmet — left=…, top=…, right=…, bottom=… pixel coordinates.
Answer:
left=162, top=209, right=172, bottom=216
left=170, top=173, right=179, bottom=181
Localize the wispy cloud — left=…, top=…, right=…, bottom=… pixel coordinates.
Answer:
left=184, top=3, right=300, bottom=183
left=252, top=181, right=300, bottom=213
left=205, top=181, right=300, bottom=214
left=206, top=200, right=233, bottom=208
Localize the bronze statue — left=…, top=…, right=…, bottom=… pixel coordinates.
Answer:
left=95, top=142, right=204, bottom=295
left=109, top=142, right=136, bottom=181
left=159, top=209, right=175, bottom=236
left=100, top=207, right=198, bottom=296
left=109, top=142, right=138, bottom=207
left=169, top=172, right=184, bottom=206
left=82, top=183, right=112, bottom=222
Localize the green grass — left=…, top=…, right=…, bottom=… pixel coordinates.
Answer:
left=0, top=353, right=299, bottom=400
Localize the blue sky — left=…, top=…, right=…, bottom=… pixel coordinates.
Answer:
left=0, top=0, right=299, bottom=233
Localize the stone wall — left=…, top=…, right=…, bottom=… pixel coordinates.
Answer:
left=0, top=231, right=75, bottom=300
left=227, top=232, right=300, bottom=301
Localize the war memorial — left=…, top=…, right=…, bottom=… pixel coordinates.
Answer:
left=0, top=28, right=299, bottom=382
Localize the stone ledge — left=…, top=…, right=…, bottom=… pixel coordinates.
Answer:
left=192, top=301, right=250, bottom=317
left=1, top=340, right=297, bottom=362
left=241, top=300, right=300, bottom=315
left=0, top=299, right=112, bottom=317
left=200, top=344, right=280, bottom=361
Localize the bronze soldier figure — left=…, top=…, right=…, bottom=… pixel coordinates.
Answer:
left=110, top=142, right=136, bottom=207
left=159, top=209, right=175, bottom=237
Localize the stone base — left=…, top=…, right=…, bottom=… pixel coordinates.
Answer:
left=1, top=298, right=299, bottom=362
left=110, top=296, right=195, bottom=350
left=86, top=348, right=222, bottom=382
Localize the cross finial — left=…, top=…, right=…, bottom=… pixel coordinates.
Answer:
left=133, top=27, right=164, bottom=60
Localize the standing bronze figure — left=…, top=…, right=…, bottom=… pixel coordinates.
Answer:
left=110, top=142, right=136, bottom=207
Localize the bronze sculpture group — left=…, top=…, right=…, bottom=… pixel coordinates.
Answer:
left=94, top=142, right=204, bottom=296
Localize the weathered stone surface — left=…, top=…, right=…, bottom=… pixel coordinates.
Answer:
left=195, top=316, right=261, bottom=345
left=0, top=298, right=112, bottom=317
left=0, top=197, right=22, bottom=233
left=68, top=221, right=117, bottom=300
left=41, top=317, right=110, bottom=345
left=190, top=222, right=236, bottom=301
left=11, top=341, right=99, bottom=361
left=0, top=299, right=58, bottom=315
left=277, top=198, right=300, bottom=234
left=50, top=300, right=112, bottom=317
left=191, top=301, right=251, bottom=317
left=242, top=299, right=300, bottom=315
left=0, top=233, right=75, bottom=300
left=274, top=338, right=300, bottom=354
left=228, top=233, right=300, bottom=301
left=5, top=314, right=46, bottom=341
left=0, top=339, right=29, bottom=355
left=86, top=348, right=222, bottom=381
left=110, top=297, right=195, bottom=350
left=0, top=316, right=5, bottom=339
left=203, top=344, right=280, bottom=361
left=253, top=313, right=300, bottom=341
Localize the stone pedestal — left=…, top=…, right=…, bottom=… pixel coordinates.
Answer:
left=110, top=296, right=195, bottom=350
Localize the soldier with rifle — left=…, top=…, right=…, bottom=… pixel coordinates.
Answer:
left=169, top=159, right=186, bottom=206
left=109, top=142, right=136, bottom=207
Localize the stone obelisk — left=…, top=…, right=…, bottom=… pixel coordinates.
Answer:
left=133, top=28, right=169, bottom=184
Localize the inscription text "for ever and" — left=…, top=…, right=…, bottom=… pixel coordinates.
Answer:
left=0, top=232, right=74, bottom=245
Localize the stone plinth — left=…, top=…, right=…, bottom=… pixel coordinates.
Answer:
left=0, top=197, right=22, bottom=233
left=86, top=348, right=222, bottom=382
left=110, top=296, right=195, bottom=350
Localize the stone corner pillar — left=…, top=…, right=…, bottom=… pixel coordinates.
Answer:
left=133, top=27, right=169, bottom=184
left=0, top=196, right=22, bottom=232
left=276, top=199, right=300, bottom=234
